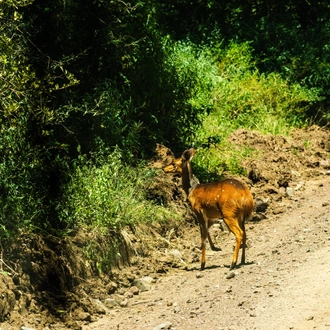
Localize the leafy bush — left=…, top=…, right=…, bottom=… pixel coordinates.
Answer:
left=212, top=43, right=320, bottom=133
left=157, top=1, right=330, bottom=123
left=0, top=2, right=49, bottom=237
left=59, top=149, right=178, bottom=231
left=191, top=42, right=320, bottom=152
left=166, top=40, right=219, bottom=114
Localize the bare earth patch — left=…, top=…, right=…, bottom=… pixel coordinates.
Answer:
left=1, top=125, right=330, bottom=330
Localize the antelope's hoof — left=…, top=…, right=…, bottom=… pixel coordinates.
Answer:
left=211, top=246, right=222, bottom=252
left=230, top=262, right=237, bottom=270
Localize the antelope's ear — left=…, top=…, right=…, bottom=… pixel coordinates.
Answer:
left=182, top=148, right=195, bottom=161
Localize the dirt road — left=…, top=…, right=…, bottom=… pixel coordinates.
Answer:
left=82, top=173, right=330, bottom=330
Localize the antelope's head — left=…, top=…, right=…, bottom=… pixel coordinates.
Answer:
left=164, top=148, right=195, bottom=175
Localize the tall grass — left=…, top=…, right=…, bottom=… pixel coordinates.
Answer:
left=208, top=42, right=320, bottom=134
left=59, top=149, right=178, bottom=232
left=166, top=40, right=220, bottom=113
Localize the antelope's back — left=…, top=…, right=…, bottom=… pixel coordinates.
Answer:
left=189, top=178, right=254, bottom=220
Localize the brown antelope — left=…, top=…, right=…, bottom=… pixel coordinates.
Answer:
left=164, top=148, right=254, bottom=270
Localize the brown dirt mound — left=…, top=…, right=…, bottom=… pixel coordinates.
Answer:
left=229, top=126, right=330, bottom=213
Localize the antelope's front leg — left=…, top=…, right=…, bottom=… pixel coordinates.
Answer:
left=199, top=219, right=208, bottom=270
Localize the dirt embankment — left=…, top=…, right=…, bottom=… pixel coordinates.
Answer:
left=1, top=125, right=330, bottom=330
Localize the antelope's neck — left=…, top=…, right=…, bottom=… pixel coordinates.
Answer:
left=181, top=162, right=198, bottom=196
left=189, top=174, right=200, bottom=191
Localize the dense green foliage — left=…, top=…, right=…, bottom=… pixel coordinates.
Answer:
left=59, top=149, right=178, bottom=231
left=157, top=1, right=330, bottom=120
left=1, top=0, right=330, bottom=247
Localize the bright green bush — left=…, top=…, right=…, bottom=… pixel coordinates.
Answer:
left=59, top=149, right=178, bottom=231
left=166, top=40, right=219, bottom=113
left=212, top=42, right=321, bottom=134
left=192, top=42, right=320, bottom=144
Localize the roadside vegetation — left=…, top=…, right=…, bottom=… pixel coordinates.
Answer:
left=0, top=0, right=329, bottom=271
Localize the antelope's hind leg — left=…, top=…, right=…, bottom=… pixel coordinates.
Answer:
left=206, top=218, right=222, bottom=251
left=207, top=231, right=222, bottom=251
left=223, top=217, right=244, bottom=269
left=240, top=222, right=246, bottom=265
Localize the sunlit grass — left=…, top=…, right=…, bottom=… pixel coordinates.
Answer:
left=59, top=149, right=179, bottom=231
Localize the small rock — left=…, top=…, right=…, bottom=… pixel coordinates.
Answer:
left=272, top=207, right=286, bottom=215
left=174, top=306, right=181, bottom=313
left=294, top=182, right=304, bottom=191
left=124, top=290, right=134, bottom=298
left=104, top=298, right=119, bottom=308
left=153, top=322, right=172, bottom=330
left=251, top=213, right=267, bottom=221
left=132, top=278, right=152, bottom=292
left=142, top=276, right=154, bottom=283
left=72, top=307, right=91, bottom=321
left=129, top=286, right=140, bottom=295
left=112, top=294, right=126, bottom=303
left=21, top=327, right=35, bottom=330
left=226, top=272, right=235, bottom=279
left=255, top=198, right=269, bottom=212
left=92, top=299, right=108, bottom=314
left=320, top=160, right=330, bottom=169
left=169, top=249, right=182, bottom=260
left=307, top=316, right=314, bottom=321
left=225, top=286, right=232, bottom=293
left=106, top=281, right=118, bottom=294
left=196, top=272, right=203, bottom=278
left=120, top=299, right=128, bottom=307
left=286, top=187, right=295, bottom=197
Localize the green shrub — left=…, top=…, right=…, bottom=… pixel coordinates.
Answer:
left=166, top=40, right=219, bottom=115
left=59, top=149, right=178, bottom=231
left=212, top=42, right=320, bottom=134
